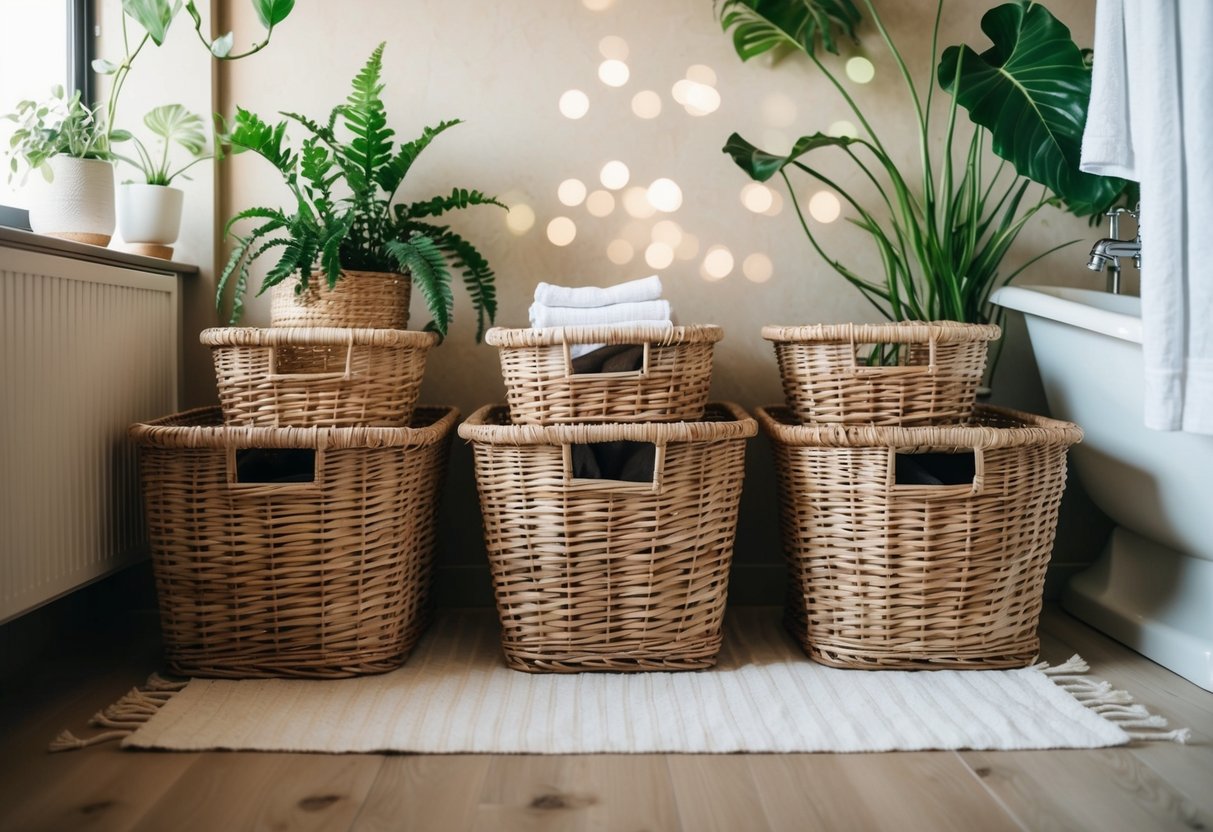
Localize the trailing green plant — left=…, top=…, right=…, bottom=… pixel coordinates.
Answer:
left=4, top=86, right=116, bottom=183
left=113, top=103, right=209, bottom=186
left=717, top=0, right=1135, bottom=347
left=216, top=42, right=505, bottom=340
left=92, top=0, right=294, bottom=149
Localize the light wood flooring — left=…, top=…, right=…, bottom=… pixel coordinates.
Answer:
left=0, top=606, right=1209, bottom=832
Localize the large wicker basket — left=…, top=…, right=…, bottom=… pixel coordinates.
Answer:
left=486, top=324, right=723, bottom=424
left=459, top=402, right=756, bottom=672
left=131, top=405, right=458, bottom=678
left=763, top=321, right=1001, bottom=425
left=202, top=327, right=438, bottom=427
left=270, top=269, right=411, bottom=329
left=758, top=404, right=1081, bottom=670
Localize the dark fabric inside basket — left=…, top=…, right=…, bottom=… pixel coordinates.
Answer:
left=234, top=448, right=317, bottom=484
left=570, top=344, right=645, bottom=374
left=894, top=451, right=977, bottom=486
left=571, top=441, right=656, bottom=482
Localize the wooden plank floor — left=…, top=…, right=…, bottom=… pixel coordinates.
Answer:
left=0, top=607, right=1208, bottom=832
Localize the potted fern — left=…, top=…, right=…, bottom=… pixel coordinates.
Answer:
left=217, top=43, right=504, bottom=339
left=113, top=104, right=210, bottom=257
left=717, top=0, right=1133, bottom=373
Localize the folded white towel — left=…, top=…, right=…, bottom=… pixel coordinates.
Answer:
left=528, top=299, right=672, bottom=329
left=533, top=275, right=663, bottom=308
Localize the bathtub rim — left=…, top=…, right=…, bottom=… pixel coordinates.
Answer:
left=992, top=285, right=1142, bottom=345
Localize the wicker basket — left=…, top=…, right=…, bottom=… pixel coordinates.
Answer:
left=459, top=402, right=756, bottom=672
left=758, top=404, right=1082, bottom=670
left=486, top=324, right=723, bottom=424
left=202, top=327, right=438, bottom=427
left=270, top=269, right=411, bottom=329
left=131, top=405, right=458, bottom=678
left=763, top=321, right=1002, bottom=425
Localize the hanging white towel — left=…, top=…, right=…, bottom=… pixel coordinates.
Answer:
left=1081, top=0, right=1213, bottom=434
left=534, top=275, right=663, bottom=308
left=528, top=299, right=672, bottom=329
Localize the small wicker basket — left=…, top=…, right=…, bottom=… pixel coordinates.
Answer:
left=763, top=321, right=1001, bottom=425
left=202, top=327, right=438, bottom=428
left=758, top=404, right=1082, bottom=670
left=270, top=269, right=411, bottom=329
left=459, top=402, right=756, bottom=672
left=486, top=324, right=723, bottom=424
left=131, top=405, right=458, bottom=678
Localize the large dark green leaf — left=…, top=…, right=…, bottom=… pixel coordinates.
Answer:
left=724, top=131, right=859, bottom=181
left=938, top=1, right=1124, bottom=216
left=252, top=0, right=294, bottom=28
left=716, top=0, right=860, bottom=59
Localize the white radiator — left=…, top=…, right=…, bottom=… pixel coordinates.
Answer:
left=0, top=246, right=179, bottom=622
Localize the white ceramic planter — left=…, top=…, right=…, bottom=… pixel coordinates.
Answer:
left=26, top=156, right=115, bottom=246
left=117, top=183, right=184, bottom=247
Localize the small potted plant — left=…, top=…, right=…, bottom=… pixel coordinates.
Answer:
left=4, top=86, right=118, bottom=245
left=112, top=104, right=210, bottom=258
left=217, top=42, right=505, bottom=339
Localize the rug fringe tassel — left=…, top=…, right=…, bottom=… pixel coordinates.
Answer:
left=49, top=673, right=186, bottom=753
left=1035, top=656, right=1191, bottom=744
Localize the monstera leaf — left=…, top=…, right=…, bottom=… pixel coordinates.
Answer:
left=724, top=131, right=859, bottom=180
left=939, top=1, right=1125, bottom=216
left=716, top=0, right=860, bottom=60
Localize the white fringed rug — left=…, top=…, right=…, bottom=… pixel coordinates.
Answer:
left=62, top=610, right=1188, bottom=754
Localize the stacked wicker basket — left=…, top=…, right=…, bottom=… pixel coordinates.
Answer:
left=757, top=321, right=1083, bottom=669
left=460, top=323, right=756, bottom=672
left=131, top=276, right=458, bottom=678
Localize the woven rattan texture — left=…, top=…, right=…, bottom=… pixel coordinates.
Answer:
left=131, top=406, right=457, bottom=679
left=269, top=270, right=411, bottom=330
left=459, top=402, right=755, bottom=672
left=759, top=404, right=1081, bottom=670
left=763, top=321, right=1001, bottom=426
left=486, top=325, right=723, bottom=424
left=203, top=327, right=438, bottom=428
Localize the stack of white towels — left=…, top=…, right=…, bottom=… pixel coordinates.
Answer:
left=528, top=275, right=673, bottom=357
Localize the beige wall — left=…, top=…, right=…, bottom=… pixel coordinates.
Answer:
left=214, top=0, right=1111, bottom=602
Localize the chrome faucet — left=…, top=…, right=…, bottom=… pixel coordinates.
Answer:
left=1087, top=206, right=1141, bottom=294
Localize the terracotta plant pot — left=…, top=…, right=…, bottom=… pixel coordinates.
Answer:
left=270, top=269, right=411, bottom=329
left=26, top=156, right=115, bottom=246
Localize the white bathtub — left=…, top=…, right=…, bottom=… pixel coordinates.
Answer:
left=993, top=285, right=1213, bottom=691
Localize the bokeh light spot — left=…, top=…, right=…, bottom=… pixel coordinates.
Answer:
left=557, top=178, right=587, bottom=207
left=505, top=203, right=535, bottom=235
left=808, top=191, right=842, bottom=223
left=645, top=242, right=675, bottom=269
left=686, top=64, right=718, bottom=86
left=623, top=187, right=656, bottom=218
left=646, top=178, right=683, bottom=212
left=598, top=35, right=629, bottom=60
left=651, top=219, right=683, bottom=246
left=741, top=182, right=774, bottom=214
left=547, top=216, right=577, bottom=246
left=582, top=0, right=612, bottom=10
left=598, top=59, right=630, bottom=87
left=684, top=83, right=721, bottom=116
left=559, top=89, right=590, bottom=119
left=600, top=160, right=630, bottom=190
left=607, top=239, right=634, bottom=264
left=828, top=119, right=859, bottom=138
left=631, top=90, right=662, bottom=119
left=743, top=252, right=774, bottom=283
left=585, top=189, right=616, bottom=217
left=703, top=245, right=734, bottom=280
left=845, top=56, right=875, bottom=84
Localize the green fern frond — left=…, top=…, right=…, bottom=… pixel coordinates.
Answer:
left=386, top=235, right=453, bottom=336
left=342, top=42, right=394, bottom=186
left=376, top=118, right=463, bottom=197
left=438, top=227, right=498, bottom=341
left=401, top=188, right=507, bottom=220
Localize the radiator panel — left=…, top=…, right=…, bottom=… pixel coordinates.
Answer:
left=1, top=247, right=178, bottom=622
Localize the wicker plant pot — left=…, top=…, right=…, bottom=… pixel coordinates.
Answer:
left=202, top=327, right=439, bottom=427
left=486, top=324, right=723, bottom=424
left=763, top=321, right=1001, bottom=426
left=758, top=404, right=1081, bottom=669
left=459, top=402, right=756, bottom=672
left=131, top=406, right=458, bottom=678
left=270, top=269, right=411, bottom=329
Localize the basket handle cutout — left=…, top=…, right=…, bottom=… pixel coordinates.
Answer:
left=563, top=340, right=651, bottom=381
left=226, top=447, right=324, bottom=493
left=847, top=323, right=938, bottom=377
left=887, top=447, right=984, bottom=499
left=561, top=441, right=665, bottom=494
left=266, top=332, right=355, bottom=382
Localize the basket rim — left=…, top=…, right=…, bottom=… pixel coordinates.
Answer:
left=756, top=403, right=1082, bottom=448
left=485, top=324, right=724, bottom=347
left=131, top=405, right=459, bottom=449
left=761, top=321, right=1001, bottom=344
left=200, top=327, right=439, bottom=348
left=458, top=401, right=756, bottom=444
